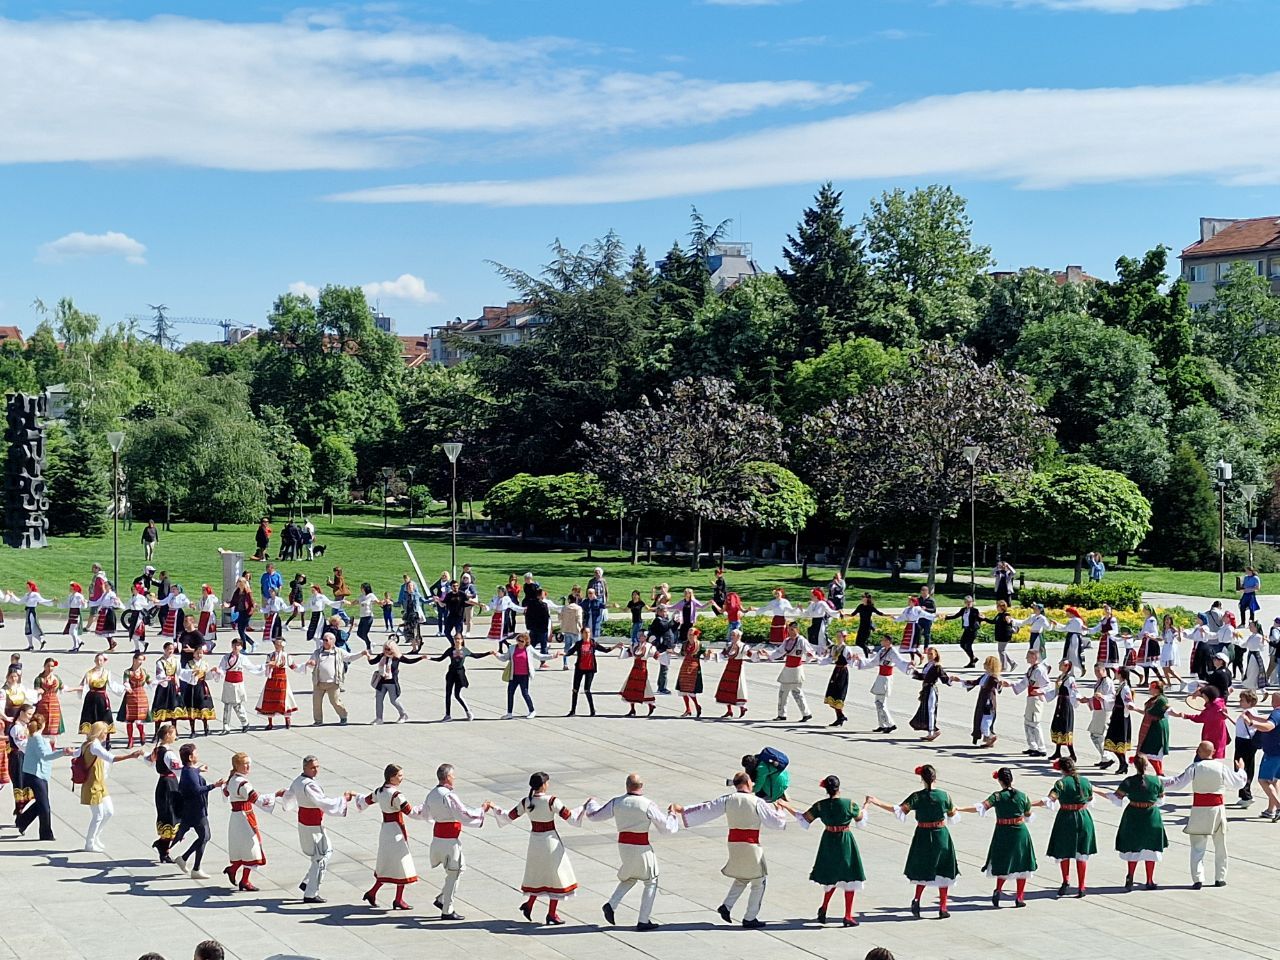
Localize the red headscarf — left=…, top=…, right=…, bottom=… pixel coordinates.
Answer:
left=811, top=588, right=826, bottom=601
left=25, top=581, right=36, bottom=592
left=202, top=584, right=213, bottom=596
left=69, top=582, right=82, bottom=594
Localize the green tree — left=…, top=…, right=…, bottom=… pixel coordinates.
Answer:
left=779, top=181, right=871, bottom=356
left=1194, top=262, right=1280, bottom=370
left=275, top=442, right=315, bottom=516
left=1089, top=246, right=1193, bottom=369
left=23, top=321, right=62, bottom=386
left=313, top=434, right=357, bottom=511
left=1014, top=466, right=1152, bottom=582
left=1145, top=443, right=1218, bottom=569
left=862, top=185, right=994, bottom=344
left=781, top=336, right=903, bottom=422
left=968, top=267, right=1091, bottom=361
left=1079, top=415, right=1170, bottom=500
left=44, top=424, right=110, bottom=537
left=0, top=342, right=38, bottom=394
left=739, top=462, right=816, bottom=556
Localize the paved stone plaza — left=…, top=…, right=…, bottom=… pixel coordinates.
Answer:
left=1, top=627, right=1275, bottom=960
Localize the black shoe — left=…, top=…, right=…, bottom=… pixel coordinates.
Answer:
left=873, top=726, right=887, bottom=733
left=1124, top=875, right=1133, bottom=890
left=1076, top=888, right=1085, bottom=899
left=1014, top=900, right=1026, bottom=908
left=717, top=905, right=731, bottom=924
left=991, top=891, right=1000, bottom=908
left=434, top=896, right=444, bottom=910
left=1098, top=759, right=1114, bottom=769
left=939, top=910, right=951, bottom=919
left=1022, top=749, right=1036, bottom=755
left=1193, top=881, right=1203, bottom=890
left=1146, top=882, right=1158, bottom=891
left=800, top=714, right=812, bottom=722
left=741, top=919, right=765, bottom=929
left=545, top=916, right=565, bottom=925
left=774, top=715, right=787, bottom=721
left=911, top=899, right=921, bottom=918
left=816, top=908, right=827, bottom=924
left=303, top=896, right=326, bottom=904
left=602, top=903, right=615, bottom=926
left=440, top=912, right=465, bottom=921
left=635, top=921, right=659, bottom=931
left=884, top=725, right=897, bottom=734
left=1214, top=880, right=1227, bottom=887
left=520, top=901, right=533, bottom=921
left=1057, top=883, right=1069, bottom=896
left=298, top=882, right=307, bottom=893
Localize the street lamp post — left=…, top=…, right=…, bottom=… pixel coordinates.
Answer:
left=962, top=445, right=980, bottom=595
left=405, top=465, right=417, bottom=526
left=1216, top=459, right=1233, bottom=593
left=381, top=466, right=394, bottom=534
left=1242, top=482, right=1259, bottom=568
left=107, top=431, right=125, bottom=589
left=443, top=442, right=463, bottom=578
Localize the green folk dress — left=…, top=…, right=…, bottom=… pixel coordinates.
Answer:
left=1046, top=775, right=1098, bottom=861
left=1114, top=773, right=1168, bottom=861
left=1136, top=696, right=1171, bottom=760
left=979, top=788, right=1038, bottom=879
left=899, top=788, right=960, bottom=886
left=806, top=796, right=866, bottom=890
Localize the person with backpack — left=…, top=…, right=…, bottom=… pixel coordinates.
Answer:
left=76, top=720, right=142, bottom=853
left=742, top=748, right=790, bottom=802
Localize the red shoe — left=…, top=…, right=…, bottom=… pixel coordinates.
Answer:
left=239, top=881, right=259, bottom=892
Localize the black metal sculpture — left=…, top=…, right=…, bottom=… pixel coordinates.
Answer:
left=4, top=393, right=48, bottom=549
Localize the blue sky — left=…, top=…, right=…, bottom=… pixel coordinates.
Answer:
left=2, top=0, right=1277, bottom=340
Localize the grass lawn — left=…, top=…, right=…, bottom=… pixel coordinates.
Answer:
left=4, top=512, right=1003, bottom=608
left=1017, top=561, right=1246, bottom=597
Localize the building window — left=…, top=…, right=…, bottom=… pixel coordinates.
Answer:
left=1270, top=257, right=1280, bottom=279
left=1188, top=264, right=1208, bottom=283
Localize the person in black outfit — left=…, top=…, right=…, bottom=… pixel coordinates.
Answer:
left=1206, top=654, right=1233, bottom=702
left=429, top=635, right=492, bottom=721
left=439, top=582, right=475, bottom=640
left=828, top=572, right=846, bottom=614
left=286, top=574, right=307, bottom=630
left=172, top=742, right=225, bottom=878
left=851, top=593, right=887, bottom=656
left=646, top=607, right=678, bottom=695
left=369, top=642, right=426, bottom=723
left=916, top=586, right=938, bottom=651
left=565, top=630, right=617, bottom=716
left=524, top=588, right=552, bottom=655
left=711, top=570, right=728, bottom=612
left=944, top=596, right=983, bottom=668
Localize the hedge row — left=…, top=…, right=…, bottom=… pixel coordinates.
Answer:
left=597, top=604, right=1197, bottom=646
left=1015, top=580, right=1144, bottom=611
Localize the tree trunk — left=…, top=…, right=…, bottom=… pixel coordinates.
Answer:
left=691, top=514, right=703, bottom=572
left=926, top=513, right=942, bottom=591
left=631, top=516, right=641, bottom=565
left=945, top=537, right=956, bottom=587
left=1118, top=549, right=1129, bottom=566
left=841, top=526, right=862, bottom=577
left=1073, top=553, right=1084, bottom=585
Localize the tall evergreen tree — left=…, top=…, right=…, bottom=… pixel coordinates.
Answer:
left=779, top=181, right=870, bottom=358
left=44, top=424, right=110, bottom=537
left=1145, top=442, right=1219, bottom=569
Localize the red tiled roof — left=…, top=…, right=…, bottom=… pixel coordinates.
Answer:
left=0, top=326, right=23, bottom=346
left=1182, top=217, right=1280, bottom=258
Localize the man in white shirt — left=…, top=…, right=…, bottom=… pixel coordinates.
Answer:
left=1161, top=740, right=1248, bottom=888
left=275, top=755, right=352, bottom=903
left=423, top=763, right=490, bottom=920
left=1011, top=649, right=1051, bottom=757
left=585, top=773, right=679, bottom=931
left=303, top=518, right=316, bottom=561
left=305, top=633, right=366, bottom=725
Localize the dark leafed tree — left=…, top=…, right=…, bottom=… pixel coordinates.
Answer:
left=581, top=377, right=782, bottom=572
left=580, top=395, right=669, bottom=563
left=779, top=181, right=871, bottom=359
left=1089, top=246, right=1193, bottom=370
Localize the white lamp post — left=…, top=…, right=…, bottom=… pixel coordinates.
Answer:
left=443, top=442, right=463, bottom=578
left=962, top=445, right=980, bottom=594
left=107, top=430, right=125, bottom=589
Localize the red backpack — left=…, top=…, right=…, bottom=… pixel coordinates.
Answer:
left=70, top=748, right=89, bottom=786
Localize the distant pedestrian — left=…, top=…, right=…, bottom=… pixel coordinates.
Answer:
left=141, top=521, right=159, bottom=562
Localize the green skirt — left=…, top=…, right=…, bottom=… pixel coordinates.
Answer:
left=810, top=829, right=867, bottom=888
left=904, top=826, right=960, bottom=885
left=983, top=822, right=1038, bottom=879
left=1115, top=805, right=1167, bottom=859
left=1137, top=718, right=1170, bottom=758
left=1046, top=809, right=1097, bottom=861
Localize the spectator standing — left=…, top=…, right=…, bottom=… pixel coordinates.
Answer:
left=1239, top=567, right=1262, bottom=626
left=141, top=521, right=159, bottom=562
left=302, top=517, right=316, bottom=561
left=524, top=588, right=552, bottom=656
left=828, top=571, right=846, bottom=613
left=1087, top=552, right=1106, bottom=582
left=306, top=634, right=366, bottom=725
left=259, top=563, right=282, bottom=604
left=993, top=561, right=1017, bottom=604
left=254, top=518, right=272, bottom=562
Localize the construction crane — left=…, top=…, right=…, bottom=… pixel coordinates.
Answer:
left=124, top=305, right=241, bottom=347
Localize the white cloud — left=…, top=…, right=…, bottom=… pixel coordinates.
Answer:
left=37, top=231, right=147, bottom=265
left=288, top=281, right=320, bottom=299
left=362, top=274, right=439, bottom=305
left=985, top=0, right=1206, bottom=10
left=0, top=15, right=858, bottom=171
left=330, top=75, right=1280, bottom=206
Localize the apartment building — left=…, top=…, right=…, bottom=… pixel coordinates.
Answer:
left=1180, top=216, right=1280, bottom=310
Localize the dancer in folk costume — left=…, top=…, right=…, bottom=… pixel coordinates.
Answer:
left=1240, top=620, right=1268, bottom=692
left=423, top=762, right=492, bottom=921
left=620, top=633, right=658, bottom=717
left=956, top=767, right=1038, bottom=909
left=1104, top=669, right=1136, bottom=774
left=0, top=672, right=34, bottom=814
left=358, top=764, right=428, bottom=910
left=151, top=642, right=183, bottom=728
left=90, top=583, right=122, bottom=652
left=1159, top=613, right=1184, bottom=685
left=74, top=653, right=122, bottom=739
left=966, top=656, right=1003, bottom=747
left=260, top=588, right=287, bottom=645
left=675, top=627, right=705, bottom=717
left=486, top=585, right=521, bottom=644
left=866, top=764, right=960, bottom=919
left=1160, top=741, right=1247, bottom=888
left=909, top=647, right=951, bottom=741
left=1091, top=604, right=1121, bottom=668
left=801, top=589, right=836, bottom=653
left=751, top=588, right=797, bottom=645
left=1011, top=648, right=1051, bottom=757
left=986, top=600, right=1018, bottom=673
left=222, top=751, right=277, bottom=891
left=671, top=771, right=790, bottom=929
left=584, top=772, right=680, bottom=931
left=59, top=583, right=89, bottom=652
left=19, top=582, right=53, bottom=652
left=124, top=585, right=155, bottom=653
left=33, top=658, right=65, bottom=743
left=213, top=637, right=264, bottom=734
left=118, top=651, right=152, bottom=748
left=1187, top=612, right=1212, bottom=681
left=564, top=627, right=616, bottom=718
left=1044, top=757, right=1097, bottom=897
left=1133, top=680, right=1172, bottom=775
left=715, top=628, right=751, bottom=718
left=856, top=633, right=911, bottom=733
left=796, top=774, right=867, bottom=926
left=256, top=636, right=299, bottom=728
left=181, top=647, right=216, bottom=737
left=1119, top=628, right=1140, bottom=672
left=1016, top=603, right=1054, bottom=658
left=157, top=583, right=191, bottom=643
left=504, top=771, right=584, bottom=925
left=7, top=703, right=35, bottom=819
left=149, top=722, right=183, bottom=863
left=1103, top=754, right=1168, bottom=890
left=1137, top=608, right=1162, bottom=684
left=196, top=585, right=221, bottom=647
left=1082, top=663, right=1115, bottom=766
left=823, top=631, right=853, bottom=727
left=895, top=597, right=935, bottom=664
left=769, top=621, right=815, bottom=722
left=1047, top=659, right=1079, bottom=764
left=276, top=754, right=353, bottom=903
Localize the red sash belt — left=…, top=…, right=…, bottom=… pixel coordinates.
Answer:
left=225, top=671, right=244, bottom=684
left=878, top=664, right=894, bottom=676
left=825, top=825, right=850, bottom=833
left=916, top=820, right=945, bottom=829
left=383, top=810, right=408, bottom=838
left=995, top=817, right=1024, bottom=825
left=298, top=807, right=324, bottom=826
left=1060, top=803, right=1087, bottom=811
left=618, top=831, right=650, bottom=845
left=1027, top=686, right=1041, bottom=697
left=1193, top=793, right=1223, bottom=807
left=727, top=828, right=760, bottom=844
left=784, top=656, right=803, bottom=668
left=532, top=821, right=557, bottom=833
left=433, top=821, right=462, bottom=839
left=231, top=801, right=252, bottom=812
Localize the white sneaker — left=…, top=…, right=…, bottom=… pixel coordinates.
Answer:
left=174, top=854, right=188, bottom=873
left=397, top=714, right=409, bottom=723
left=191, top=869, right=210, bottom=880
left=526, top=710, right=537, bottom=719
left=502, top=712, right=513, bottom=719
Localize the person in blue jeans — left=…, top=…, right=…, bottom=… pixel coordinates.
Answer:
left=581, top=587, right=605, bottom=642
left=625, top=591, right=647, bottom=644
left=1243, top=691, right=1280, bottom=820
left=1239, top=567, right=1262, bottom=626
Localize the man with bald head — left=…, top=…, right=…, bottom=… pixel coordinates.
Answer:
left=1161, top=739, right=1248, bottom=888
left=584, top=773, right=679, bottom=931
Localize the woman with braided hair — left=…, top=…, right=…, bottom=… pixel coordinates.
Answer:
left=865, top=764, right=959, bottom=919
left=796, top=774, right=867, bottom=927
left=504, top=771, right=584, bottom=925
left=1044, top=756, right=1097, bottom=898
left=956, top=767, right=1038, bottom=908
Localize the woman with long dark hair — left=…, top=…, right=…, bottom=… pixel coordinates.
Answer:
left=909, top=647, right=951, bottom=742
left=865, top=764, right=959, bottom=919
left=1047, top=659, right=1078, bottom=764
left=358, top=763, right=425, bottom=910
left=150, top=722, right=182, bottom=863
left=964, top=656, right=1002, bottom=747
left=429, top=634, right=489, bottom=722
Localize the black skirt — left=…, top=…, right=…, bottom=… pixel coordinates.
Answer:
left=824, top=663, right=849, bottom=705
left=155, top=776, right=182, bottom=838
left=970, top=678, right=997, bottom=743
left=79, top=689, right=115, bottom=734
left=1050, top=692, right=1075, bottom=744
